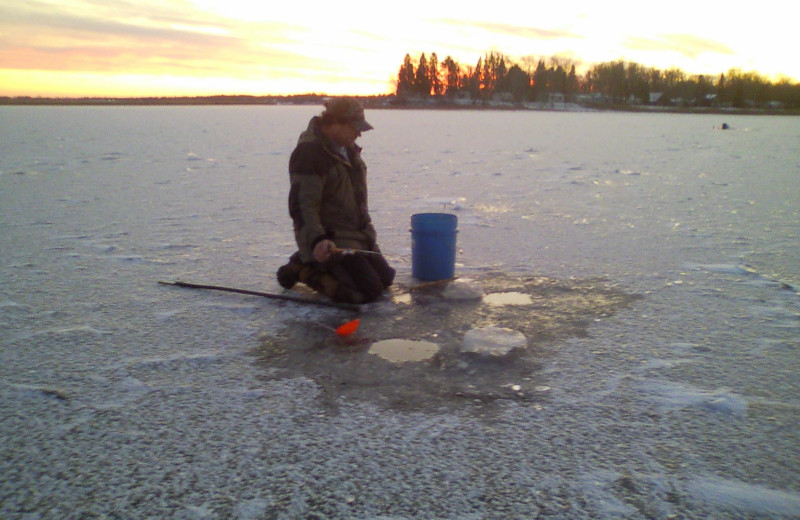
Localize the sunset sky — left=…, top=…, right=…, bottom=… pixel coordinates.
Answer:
left=1, top=0, right=798, bottom=98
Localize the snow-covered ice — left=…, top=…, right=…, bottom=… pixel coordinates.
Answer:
left=2, top=106, right=799, bottom=519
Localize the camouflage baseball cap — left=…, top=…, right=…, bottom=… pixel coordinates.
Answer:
left=323, top=97, right=373, bottom=131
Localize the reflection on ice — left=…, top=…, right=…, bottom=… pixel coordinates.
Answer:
left=393, top=293, right=412, bottom=305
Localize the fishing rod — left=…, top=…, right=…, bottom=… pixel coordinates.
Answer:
left=330, top=247, right=383, bottom=256
left=158, top=280, right=361, bottom=311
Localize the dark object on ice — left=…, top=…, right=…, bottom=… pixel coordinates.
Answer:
left=721, top=122, right=730, bottom=129
left=158, top=280, right=360, bottom=311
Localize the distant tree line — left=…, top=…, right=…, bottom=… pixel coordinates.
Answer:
left=395, top=51, right=800, bottom=109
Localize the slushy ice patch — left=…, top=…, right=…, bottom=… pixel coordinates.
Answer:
left=483, top=291, right=534, bottom=306
left=255, top=272, right=639, bottom=412
left=368, top=339, right=441, bottom=362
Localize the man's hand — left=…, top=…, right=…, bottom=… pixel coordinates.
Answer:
left=313, top=239, right=336, bottom=263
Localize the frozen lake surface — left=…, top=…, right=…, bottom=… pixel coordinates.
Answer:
left=2, top=106, right=799, bottom=519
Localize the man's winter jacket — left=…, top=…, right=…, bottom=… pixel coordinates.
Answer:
left=288, top=117, right=378, bottom=263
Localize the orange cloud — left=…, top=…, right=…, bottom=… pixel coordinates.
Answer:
left=0, top=0, right=320, bottom=77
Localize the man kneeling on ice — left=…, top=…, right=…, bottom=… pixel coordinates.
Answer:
left=276, top=98, right=395, bottom=304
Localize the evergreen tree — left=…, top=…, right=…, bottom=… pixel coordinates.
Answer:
left=695, top=75, right=710, bottom=105
left=497, top=55, right=508, bottom=93
left=429, top=53, right=442, bottom=96
left=396, top=54, right=415, bottom=97
left=481, top=56, right=492, bottom=98
left=460, top=64, right=480, bottom=100
left=532, top=60, right=548, bottom=101
left=471, top=57, right=483, bottom=100
left=553, top=65, right=567, bottom=95
left=716, top=73, right=727, bottom=104
left=415, top=53, right=431, bottom=97
left=566, top=65, right=578, bottom=100
left=507, top=64, right=530, bottom=102
left=441, top=55, right=461, bottom=96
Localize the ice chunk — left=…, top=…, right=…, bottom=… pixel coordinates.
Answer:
left=462, top=326, right=527, bottom=356
left=703, top=390, right=748, bottom=414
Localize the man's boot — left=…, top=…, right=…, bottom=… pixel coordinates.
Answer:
left=276, top=252, right=303, bottom=289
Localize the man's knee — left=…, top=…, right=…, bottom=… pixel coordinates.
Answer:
left=340, top=255, right=386, bottom=302
left=369, top=256, right=395, bottom=288
left=334, top=284, right=368, bottom=304
left=298, top=265, right=335, bottom=296
left=359, top=279, right=384, bottom=303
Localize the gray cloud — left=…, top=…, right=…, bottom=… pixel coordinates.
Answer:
left=1, top=0, right=240, bottom=46
left=438, top=19, right=579, bottom=40
left=625, top=34, right=734, bottom=58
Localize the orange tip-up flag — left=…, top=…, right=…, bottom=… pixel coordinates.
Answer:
left=335, top=319, right=361, bottom=336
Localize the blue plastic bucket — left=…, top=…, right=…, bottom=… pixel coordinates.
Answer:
left=411, top=213, right=458, bottom=281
